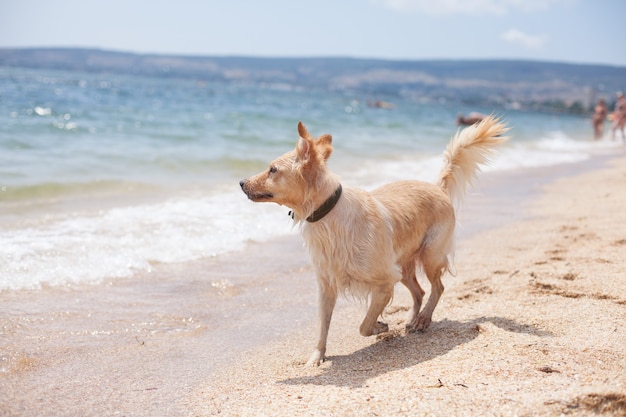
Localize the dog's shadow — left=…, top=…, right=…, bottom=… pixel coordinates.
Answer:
left=279, top=316, right=551, bottom=388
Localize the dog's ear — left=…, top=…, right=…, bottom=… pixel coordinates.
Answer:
left=295, top=136, right=313, bottom=164
left=316, top=134, right=333, bottom=162
left=298, top=122, right=312, bottom=140
left=296, top=122, right=332, bottom=165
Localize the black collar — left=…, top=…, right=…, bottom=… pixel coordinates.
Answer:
left=288, top=184, right=343, bottom=222
left=307, top=184, right=342, bottom=222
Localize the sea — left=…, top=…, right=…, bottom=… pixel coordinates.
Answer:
left=0, top=65, right=621, bottom=291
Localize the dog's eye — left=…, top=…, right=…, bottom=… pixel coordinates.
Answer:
left=269, top=166, right=278, bottom=174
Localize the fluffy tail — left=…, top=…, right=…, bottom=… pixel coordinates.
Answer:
left=437, top=115, right=509, bottom=206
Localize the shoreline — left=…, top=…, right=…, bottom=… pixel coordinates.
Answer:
left=1, top=151, right=626, bottom=416
left=2, top=136, right=621, bottom=291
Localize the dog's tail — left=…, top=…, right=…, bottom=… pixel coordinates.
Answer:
left=437, top=115, right=509, bottom=206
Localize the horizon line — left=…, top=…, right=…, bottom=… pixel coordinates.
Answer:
left=1, top=45, right=625, bottom=69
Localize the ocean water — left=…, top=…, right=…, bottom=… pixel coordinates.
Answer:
left=0, top=66, right=620, bottom=290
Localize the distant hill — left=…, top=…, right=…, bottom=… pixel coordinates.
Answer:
left=1, top=47, right=625, bottom=113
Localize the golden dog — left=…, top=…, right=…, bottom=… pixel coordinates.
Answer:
left=240, top=117, right=508, bottom=366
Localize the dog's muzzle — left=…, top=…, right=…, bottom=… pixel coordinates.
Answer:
left=239, top=179, right=251, bottom=197
left=239, top=179, right=273, bottom=201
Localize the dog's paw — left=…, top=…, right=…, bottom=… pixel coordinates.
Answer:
left=360, top=321, right=389, bottom=336
left=373, top=321, right=389, bottom=335
left=406, top=315, right=432, bottom=332
left=415, top=315, right=432, bottom=331
left=305, top=350, right=325, bottom=367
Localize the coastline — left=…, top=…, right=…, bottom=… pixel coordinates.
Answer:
left=2, top=150, right=626, bottom=416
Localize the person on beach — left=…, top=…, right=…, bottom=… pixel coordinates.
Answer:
left=592, top=98, right=608, bottom=140
left=611, top=92, right=626, bottom=141
left=456, top=112, right=485, bottom=126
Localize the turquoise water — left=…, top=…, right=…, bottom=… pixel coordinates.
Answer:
left=0, top=66, right=619, bottom=289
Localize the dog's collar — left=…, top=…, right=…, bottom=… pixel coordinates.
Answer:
left=307, top=184, right=342, bottom=222
left=289, top=184, right=343, bottom=223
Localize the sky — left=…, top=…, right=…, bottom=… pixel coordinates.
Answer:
left=1, top=0, right=625, bottom=67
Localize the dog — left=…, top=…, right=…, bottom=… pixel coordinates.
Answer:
left=240, top=116, right=508, bottom=366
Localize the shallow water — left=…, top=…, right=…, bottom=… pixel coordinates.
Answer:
left=1, top=66, right=622, bottom=290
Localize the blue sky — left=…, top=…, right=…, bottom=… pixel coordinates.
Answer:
left=1, top=0, right=625, bottom=66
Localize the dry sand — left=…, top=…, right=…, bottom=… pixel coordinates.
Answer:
left=2, top=153, right=625, bottom=416
left=186, top=155, right=626, bottom=417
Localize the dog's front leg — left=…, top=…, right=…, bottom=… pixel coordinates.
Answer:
left=305, top=280, right=337, bottom=366
left=359, top=284, right=393, bottom=336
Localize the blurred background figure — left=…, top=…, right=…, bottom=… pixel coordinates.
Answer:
left=592, top=98, right=608, bottom=139
left=611, top=92, right=626, bottom=141
left=456, top=112, right=485, bottom=126
left=367, top=100, right=395, bottom=109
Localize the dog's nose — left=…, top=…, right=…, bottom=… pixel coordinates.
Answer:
left=239, top=179, right=246, bottom=189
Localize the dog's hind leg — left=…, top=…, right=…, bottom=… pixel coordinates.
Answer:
left=306, top=279, right=337, bottom=366
left=415, top=260, right=446, bottom=331
left=359, top=283, right=393, bottom=337
left=401, top=262, right=426, bottom=332
left=413, top=223, right=453, bottom=331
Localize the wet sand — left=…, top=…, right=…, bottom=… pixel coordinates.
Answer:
left=0, top=234, right=318, bottom=416
left=2, top=152, right=626, bottom=416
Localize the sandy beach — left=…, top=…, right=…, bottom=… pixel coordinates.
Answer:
left=192, top=152, right=626, bottom=417
left=2, top=151, right=626, bottom=416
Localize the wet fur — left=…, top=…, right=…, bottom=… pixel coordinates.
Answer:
left=240, top=117, right=508, bottom=366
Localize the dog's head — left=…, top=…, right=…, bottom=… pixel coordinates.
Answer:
left=239, top=122, right=334, bottom=213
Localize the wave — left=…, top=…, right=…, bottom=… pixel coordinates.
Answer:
left=0, top=190, right=295, bottom=290
left=490, top=130, right=622, bottom=171
left=338, top=129, right=622, bottom=189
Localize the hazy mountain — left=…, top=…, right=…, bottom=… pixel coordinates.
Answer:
left=1, top=47, right=625, bottom=112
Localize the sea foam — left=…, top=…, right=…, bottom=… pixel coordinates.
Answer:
left=0, top=191, right=295, bottom=290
